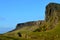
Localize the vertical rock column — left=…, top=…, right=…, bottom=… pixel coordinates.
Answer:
left=45, top=3, right=60, bottom=30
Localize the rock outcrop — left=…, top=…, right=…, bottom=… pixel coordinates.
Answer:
left=45, top=3, right=60, bottom=30
left=1, top=3, right=60, bottom=40
left=10, top=3, right=60, bottom=32
left=15, top=20, right=45, bottom=30
left=45, top=3, right=60, bottom=22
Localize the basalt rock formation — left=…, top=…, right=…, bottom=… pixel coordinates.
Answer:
left=45, top=3, right=60, bottom=30
left=45, top=3, right=60, bottom=22
left=10, top=20, right=45, bottom=32
left=16, top=20, right=45, bottom=29
left=8, top=3, right=60, bottom=32
left=14, top=3, right=60, bottom=32
left=0, top=3, right=60, bottom=40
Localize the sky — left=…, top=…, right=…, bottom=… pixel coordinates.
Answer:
left=0, top=0, right=60, bottom=34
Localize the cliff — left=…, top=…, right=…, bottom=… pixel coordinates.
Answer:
left=10, top=20, right=45, bottom=32
left=45, top=3, right=60, bottom=30
left=1, top=3, right=60, bottom=40
left=13, top=3, right=60, bottom=31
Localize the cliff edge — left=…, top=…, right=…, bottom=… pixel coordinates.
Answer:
left=13, top=3, right=60, bottom=32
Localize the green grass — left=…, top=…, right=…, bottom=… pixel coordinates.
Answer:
left=0, top=22, right=60, bottom=40
left=27, top=22, right=60, bottom=40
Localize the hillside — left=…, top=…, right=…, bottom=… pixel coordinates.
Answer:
left=0, top=3, right=60, bottom=40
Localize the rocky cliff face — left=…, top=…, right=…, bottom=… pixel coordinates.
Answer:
left=45, top=3, right=60, bottom=22
left=1, top=3, right=60, bottom=40
left=9, top=20, right=45, bottom=32
left=12, top=3, right=60, bottom=32
left=15, top=20, right=45, bottom=30
left=45, top=3, right=60, bottom=30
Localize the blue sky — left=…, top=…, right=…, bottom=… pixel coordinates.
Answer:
left=0, top=0, right=60, bottom=34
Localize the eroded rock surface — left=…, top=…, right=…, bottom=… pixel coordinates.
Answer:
left=10, top=3, right=60, bottom=32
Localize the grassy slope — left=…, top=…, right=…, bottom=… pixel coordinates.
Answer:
left=0, top=34, right=28, bottom=40
left=28, top=22, right=60, bottom=40
left=0, top=22, right=60, bottom=40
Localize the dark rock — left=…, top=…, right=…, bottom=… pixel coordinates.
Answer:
left=45, top=3, right=60, bottom=30
left=9, top=3, right=60, bottom=32
left=15, top=20, right=44, bottom=30
left=18, top=32, right=22, bottom=37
